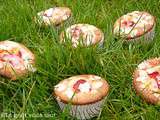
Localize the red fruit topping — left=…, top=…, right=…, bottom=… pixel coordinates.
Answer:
left=43, top=13, right=48, bottom=17
left=9, top=60, right=14, bottom=66
left=128, top=21, right=135, bottom=27
left=17, top=51, right=22, bottom=58
left=73, top=79, right=86, bottom=92
left=122, top=21, right=128, bottom=26
left=148, top=71, right=160, bottom=89
left=148, top=72, right=159, bottom=79
left=0, top=59, right=5, bottom=62
left=156, top=79, right=160, bottom=89
left=72, top=27, right=82, bottom=38
left=122, top=21, right=134, bottom=27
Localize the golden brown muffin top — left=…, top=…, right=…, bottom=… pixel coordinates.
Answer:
left=36, top=7, right=71, bottom=26
left=54, top=75, right=109, bottom=105
left=113, top=11, right=155, bottom=40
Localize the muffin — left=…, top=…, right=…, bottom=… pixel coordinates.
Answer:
left=0, top=40, right=36, bottom=80
left=54, top=75, right=109, bottom=119
left=35, top=7, right=72, bottom=26
left=133, top=58, right=160, bottom=104
left=60, top=24, right=104, bottom=48
left=113, top=11, right=156, bottom=42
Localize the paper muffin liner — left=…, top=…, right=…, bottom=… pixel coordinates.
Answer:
left=127, top=25, right=155, bottom=43
left=56, top=97, right=106, bottom=120
left=98, top=35, right=104, bottom=48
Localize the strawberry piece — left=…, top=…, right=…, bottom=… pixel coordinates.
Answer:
left=122, top=21, right=128, bottom=26
left=148, top=72, right=160, bottom=89
left=156, top=79, right=160, bottom=89
left=148, top=72, right=159, bottom=79
left=0, top=59, right=5, bottom=62
left=43, top=13, right=48, bottom=17
left=122, top=21, right=134, bottom=27
left=73, top=79, right=86, bottom=93
left=155, top=75, right=160, bottom=89
left=71, top=26, right=82, bottom=38
left=17, top=51, right=22, bottom=58
left=128, top=21, right=134, bottom=27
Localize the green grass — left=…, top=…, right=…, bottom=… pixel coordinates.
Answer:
left=1, top=0, right=160, bottom=119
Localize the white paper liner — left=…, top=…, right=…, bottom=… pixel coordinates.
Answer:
left=127, top=25, right=155, bottom=43
left=98, top=36, right=104, bottom=48
left=57, top=97, right=106, bottom=120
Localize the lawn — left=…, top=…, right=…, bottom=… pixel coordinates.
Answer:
left=1, top=0, right=160, bottom=120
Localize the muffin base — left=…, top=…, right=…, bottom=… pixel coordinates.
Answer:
left=57, top=97, right=106, bottom=120
left=127, top=25, right=155, bottom=43
left=98, top=39, right=104, bottom=48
